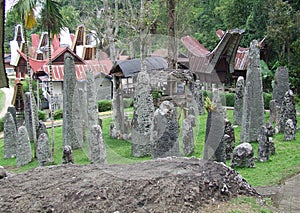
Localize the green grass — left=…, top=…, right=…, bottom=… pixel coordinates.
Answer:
left=0, top=90, right=5, bottom=112
left=0, top=109, right=300, bottom=188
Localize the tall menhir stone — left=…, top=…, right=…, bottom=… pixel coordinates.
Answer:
left=4, top=112, right=17, bottom=159
left=203, top=89, right=225, bottom=162
left=240, top=40, right=264, bottom=143
left=88, top=125, right=107, bottom=164
left=63, top=53, right=80, bottom=149
left=151, top=101, right=179, bottom=158
left=194, top=80, right=204, bottom=115
left=16, top=126, right=32, bottom=167
left=273, top=66, right=289, bottom=108
left=131, top=72, right=155, bottom=157
left=37, top=133, right=51, bottom=166
left=233, top=76, right=244, bottom=126
left=24, top=92, right=38, bottom=141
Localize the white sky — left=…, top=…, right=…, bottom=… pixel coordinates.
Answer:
left=5, top=0, right=18, bottom=15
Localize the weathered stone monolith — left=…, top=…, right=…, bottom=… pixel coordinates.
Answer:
left=273, top=66, right=289, bottom=108
left=37, top=133, right=51, bottom=166
left=37, top=120, right=48, bottom=139
left=269, top=100, right=279, bottom=124
left=277, top=90, right=297, bottom=133
left=284, top=119, right=296, bottom=141
left=194, top=80, right=204, bottom=115
left=72, top=87, right=85, bottom=147
left=62, top=145, right=74, bottom=164
left=258, top=125, right=270, bottom=162
left=4, top=112, right=17, bottom=159
left=63, top=53, right=80, bottom=149
left=230, top=143, right=255, bottom=168
left=16, top=126, right=32, bottom=167
left=88, top=125, right=107, bottom=164
left=7, top=106, right=17, bottom=130
left=131, top=72, right=155, bottom=157
left=203, top=89, right=225, bottom=161
left=86, top=69, right=98, bottom=130
left=151, top=101, right=179, bottom=158
left=182, top=117, right=194, bottom=156
left=224, top=119, right=235, bottom=160
left=233, top=76, right=244, bottom=126
left=240, top=40, right=264, bottom=143
left=24, top=92, right=38, bottom=141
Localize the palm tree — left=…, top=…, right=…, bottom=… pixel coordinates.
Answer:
left=40, top=0, right=65, bottom=159
left=13, top=0, right=38, bottom=157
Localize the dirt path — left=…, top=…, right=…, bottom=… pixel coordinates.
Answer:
left=0, top=86, right=14, bottom=118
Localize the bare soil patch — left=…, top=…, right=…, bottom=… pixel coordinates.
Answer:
left=0, top=157, right=262, bottom=212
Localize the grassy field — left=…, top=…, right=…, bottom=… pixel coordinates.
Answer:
left=0, top=90, right=5, bottom=111
left=0, top=109, right=300, bottom=188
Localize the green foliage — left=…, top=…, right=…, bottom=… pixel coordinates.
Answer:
left=53, top=109, right=63, bottom=120
left=263, top=92, right=272, bottom=110
left=0, top=90, right=5, bottom=111
left=225, top=92, right=235, bottom=107
left=98, top=100, right=112, bottom=112
left=0, top=117, right=4, bottom=132
left=38, top=110, right=47, bottom=122
left=123, top=98, right=134, bottom=108
left=261, top=60, right=274, bottom=93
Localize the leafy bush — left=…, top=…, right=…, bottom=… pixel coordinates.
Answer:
left=263, top=92, right=272, bottom=110
left=0, top=117, right=4, bottom=132
left=38, top=110, right=47, bottom=122
left=123, top=98, right=133, bottom=108
left=98, top=100, right=112, bottom=112
left=225, top=92, right=235, bottom=107
left=53, top=109, right=63, bottom=120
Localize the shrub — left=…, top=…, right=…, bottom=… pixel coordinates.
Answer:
left=225, top=92, right=235, bottom=107
left=263, top=92, right=272, bottom=110
left=98, top=100, right=112, bottom=112
left=53, top=109, right=63, bottom=120
left=38, top=110, right=47, bottom=121
left=123, top=98, right=133, bottom=108
left=0, top=117, right=4, bottom=132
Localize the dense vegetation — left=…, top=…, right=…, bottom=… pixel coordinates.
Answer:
left=5, top=0, right=300, bottom=95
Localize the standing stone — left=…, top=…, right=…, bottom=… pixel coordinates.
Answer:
left=269, top=137, right=276, bottom=155
left=131, top=72, right=155, bottom=157
left=269, top=100, right=279, bottom=124
left=63, top=53, right=80, bottom=149
left=88, top=125, right=107, bottom=164
left=62, top=145, right=74, bottom=164
left=7, top=106, right=17, bottom=130
left=273, top=66, right=289, bottom=108
left=194, top=80, right=204, bottom=115
left=266, top=122, right=275, bottom=137
left=233, top=76, right=244, bottom=126
left=151, top=101, right=179, bottom=158
left=24, top=92, right=38, bottom=141
left=16, top=126, right=32, bottom=167
left=86, top=69, right=98, bottom=130
left=258, top=125, right=270, bottom=162
left=37, top=120, right=48, bottom=139
left=277, top=90, right=297, bottom=133
left=224, top=119, right=235, bottom=160
left=230, top=143, right=255, bottom=168
left=203, top=89, right=225, bottom=161
left=240, top=40, right=265, bottom=143
left=72, top=87, right=85, bottom=147
left=37, top=133, right=51, bottom=166
left=78, top=88, right=87, bottom=143
left=182, top=118, right=194, bottom=156
left=284, top=119, right=296, bottom=141
left=4, top=112, right=17, bottom=159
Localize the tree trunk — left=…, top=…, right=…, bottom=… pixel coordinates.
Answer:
left=167, top=0, right=177, bottom=69
left=24, top=27, right=38, bottom=158
left=0, top=0, right=8, bottom=88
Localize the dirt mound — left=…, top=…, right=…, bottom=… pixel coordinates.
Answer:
left=0, top=157, right=259, bottom=212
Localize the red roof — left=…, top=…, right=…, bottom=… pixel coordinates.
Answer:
left=31, top=34, right=40, bottom=49
left=45, top=47, right=85, bottom=65
left=234, top=47, right=249, bottom=70
left=42, top=63, right=111, bottom=81
left=181, top=36, right=210, bottom=57
left=17, top=49, right=47, bottom=73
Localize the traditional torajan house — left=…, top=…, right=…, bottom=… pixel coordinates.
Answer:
left=181, top=29, right=245, bottom=84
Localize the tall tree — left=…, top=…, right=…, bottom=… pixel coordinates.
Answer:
left=0, top=0, right=9, bottom=88
left=40, top=0, right=65, bottom=159
left=13, top=0, right=38, bottom=156
left=167, top=0, right=177, bottom=69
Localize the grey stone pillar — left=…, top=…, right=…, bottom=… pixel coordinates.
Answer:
left=258, top=125, right=270, bottom=162
left=182, top=117, right=194, bottom=156
left=24, top=92, right=38, bottom=141
left=233, top=76, right=244, bottom=126
left=284, top=119, right=296, bottom=141
left=151, top=101, right=179, bottom=158
left=88, top=125, right=107, bottom=164
left=194, top=80, right=204, bottom=115
left=7, top=106, right=17, bottom=130
left=4, top=112, right=17, bottom=159
left=273, top=66, right=289, bottom=108
left=240, top=40, right=265, bottom=143
left=230, top=142, right=255, bottom=168
left=37, top=133, right=51, bottom=166
left=224, top=119, right=235, bottom=160
left=131, top=72, right=155, bottom=157
left=63, top=53, right=80, bottom=149
left=16, top=126, right=32, bottom=167
left=203, top=89, right=225, bottom=161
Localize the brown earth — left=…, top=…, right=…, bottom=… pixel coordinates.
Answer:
left=0, top=157, right=264, bottom=212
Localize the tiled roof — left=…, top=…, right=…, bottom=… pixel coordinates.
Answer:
left=17, top=49, right=47, bottom=73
